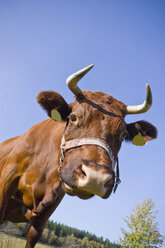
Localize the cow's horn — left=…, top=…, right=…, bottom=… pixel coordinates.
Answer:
left=126, top=84, right=152, bottom=114
left=66, top=64, right=94, bottom=96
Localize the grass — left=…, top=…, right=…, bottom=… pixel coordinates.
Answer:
left=0, top=232, right=53, bottom=248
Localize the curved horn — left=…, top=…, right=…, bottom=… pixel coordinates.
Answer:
left=126, top=84, right=152, bottom=114
left=66, top=64, right=94, bottom=96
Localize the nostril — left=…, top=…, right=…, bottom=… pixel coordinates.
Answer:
left=76, top=165, right=87, bottom=178
left=104, top=178, right=113, bottom=189
left=102, top=178, right=114, bottom=199
left=81, top=168, right=87, bottom=177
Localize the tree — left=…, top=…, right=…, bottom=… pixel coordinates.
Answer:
left=40, top=228, right=50, bottom=243
left=48, top=230, right=57, bottom=245
left=82, top=236, right=89, bottom=247
left=120, top=198, right=164, bottom=248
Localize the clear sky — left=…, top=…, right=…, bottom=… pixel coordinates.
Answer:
left=0, top=0, right=164, bottom=243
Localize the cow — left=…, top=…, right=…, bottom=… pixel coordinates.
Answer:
left=0, top=64, right=157, bottom=248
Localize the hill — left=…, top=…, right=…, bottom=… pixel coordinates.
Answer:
left=0, top=220, right=120, bottom=248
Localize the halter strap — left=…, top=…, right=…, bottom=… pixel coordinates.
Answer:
left=61, top=136, right=116, bottom=169
left=59, top=136, right=121, bottom=193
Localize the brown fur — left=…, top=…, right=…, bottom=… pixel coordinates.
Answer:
left=0, top=90, right=157, bottom=248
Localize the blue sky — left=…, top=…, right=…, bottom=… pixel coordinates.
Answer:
left=0, top=0, right=164, bottom=243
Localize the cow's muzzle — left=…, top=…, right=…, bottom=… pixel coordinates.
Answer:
left=59, top=136, right=121, bottom=197
left=76, top=163, right=114, bottom=198
left=62, top=162, right=114, bottom=199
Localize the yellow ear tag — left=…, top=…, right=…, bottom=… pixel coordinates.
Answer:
left=51, top=109, right=62, bottom=122
left=132, top=133, right=147, bottom=146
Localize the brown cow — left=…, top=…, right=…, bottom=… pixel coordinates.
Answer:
left=0, top=64, right=157, bottom=248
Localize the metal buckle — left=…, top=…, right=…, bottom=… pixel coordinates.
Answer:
left=115, top=176, right=121, bottom=185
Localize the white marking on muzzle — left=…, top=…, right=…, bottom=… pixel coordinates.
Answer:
left=77, top=164, right=112, bottom=197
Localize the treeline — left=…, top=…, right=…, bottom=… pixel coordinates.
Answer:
left=0, top=221, right=120, bottom=248
left=45, top=220, right=120, bottom=247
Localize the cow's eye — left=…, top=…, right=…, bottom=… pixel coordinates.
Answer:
left=70, top=114, right=77, bottom=122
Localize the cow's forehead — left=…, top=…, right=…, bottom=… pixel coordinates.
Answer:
left=80, top=91, right=113, bottom=104
left=72, top=90, right=126, bottom=117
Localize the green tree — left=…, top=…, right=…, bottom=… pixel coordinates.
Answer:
left=120, top=198, right=164, bottom=248
left=82, top=236, right=89, bottom=247
left=40, top=228, right=50, bottom=243
left=48, top=230, right=57, bottom=245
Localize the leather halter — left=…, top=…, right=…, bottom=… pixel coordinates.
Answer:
left=59, top=136, right=121, bottom=193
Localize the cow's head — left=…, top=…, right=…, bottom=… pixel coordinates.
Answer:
left=37, top=65, right=157, bottom=199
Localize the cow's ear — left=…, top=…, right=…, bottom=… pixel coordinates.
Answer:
left=126, top=121, right=157, bottom=145
left=37, top=91, right=71, bottom=121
